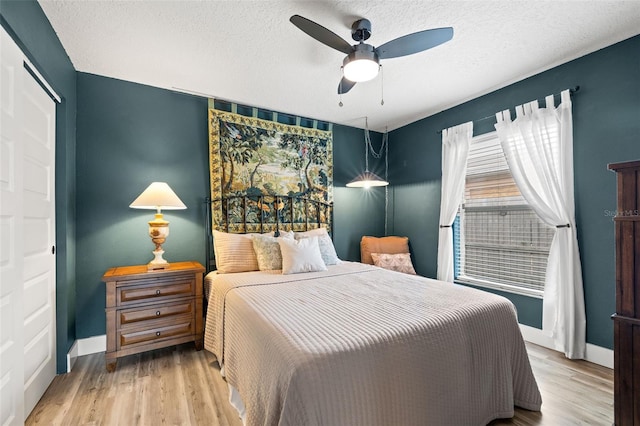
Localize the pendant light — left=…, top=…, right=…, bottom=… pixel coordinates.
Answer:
left=347, top=118, right=389, bottom=188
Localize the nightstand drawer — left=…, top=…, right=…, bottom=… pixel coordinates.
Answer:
left=118, top=317, right=195, bottom=349
left=117, top=275, right=195, bottom=306
left=118, top=300, right=195, bottom=328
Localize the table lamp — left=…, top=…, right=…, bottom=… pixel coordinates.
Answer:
left=129, top=182, right=187, bottom=270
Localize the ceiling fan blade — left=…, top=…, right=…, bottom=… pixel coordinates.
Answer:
left=376, top=27, right=453, bottom=59
left=290, top=15, right=353, bottom=55
left=338, top=77, right=357, bottom=94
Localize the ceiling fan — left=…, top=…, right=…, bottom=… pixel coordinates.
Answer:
left=290, top=15, right=453, bottom=94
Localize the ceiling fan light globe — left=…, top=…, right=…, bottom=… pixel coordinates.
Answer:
left=342, top=46, right=380, bottom=83
left=344, top=59, right=379, bottom=82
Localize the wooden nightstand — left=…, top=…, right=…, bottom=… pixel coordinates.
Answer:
left=102, top=261, right=205, bottom=372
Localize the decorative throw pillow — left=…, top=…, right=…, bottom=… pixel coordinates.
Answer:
left=278, top=237, right=327, bottom=275
left=371, top=252, right=417, bottom=275
left=212, top=230, right=259, bottom=273
left=251, top=233, right=293, bottom=270
left=295, top=228, right=340, bottom=265
left=360, top=236, right=410, bottom=265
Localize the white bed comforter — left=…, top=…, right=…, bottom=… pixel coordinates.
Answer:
left=204, top=262, right=542, bottom=426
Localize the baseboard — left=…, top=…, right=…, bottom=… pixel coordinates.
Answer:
left=519, top=324, right=554, bottom=348
left=66, top=340, right=79, bottom=373
left=78, top=335, right=106, bottom=357
left=519, top=324, right=613, bottom=369
left=65, top=335, right=106, bottom=372
left=584, top=342, right=614, bottom=369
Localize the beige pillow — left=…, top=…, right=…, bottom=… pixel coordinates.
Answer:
left=278, top=236, right=327, bottom=275
left=213, top=230, right=259, bottom=273
left=360, top=236, right=410, bottom=265
left=371, top=253, right=417, bottom=275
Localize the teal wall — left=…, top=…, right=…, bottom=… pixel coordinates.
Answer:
left=75, top=72, right=385, bottom=338
left=76, top=74, right=209, bottom=338
left=1, top=0, right=77, bottom=373
left=333, top=126, right=388, bottom=261
left=387, top=35, right=640, bottom=349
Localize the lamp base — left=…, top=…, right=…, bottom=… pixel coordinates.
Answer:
left=147, top=249, right=170, bottom=271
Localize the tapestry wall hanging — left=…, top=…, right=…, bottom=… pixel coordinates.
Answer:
left=208, top=105, right=333, bottom=233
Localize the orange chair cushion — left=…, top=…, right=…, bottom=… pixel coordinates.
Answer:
left=360, top=236, right=410, bottom=265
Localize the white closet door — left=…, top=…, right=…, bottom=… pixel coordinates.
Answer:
left=0, top=27, right=57, bottom=425
left=1, top=25, right=27, bottom=426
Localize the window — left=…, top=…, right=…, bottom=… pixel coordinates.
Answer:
left=453, top=132, right=554, bottom=297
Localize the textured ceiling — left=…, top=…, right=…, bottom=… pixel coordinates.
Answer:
left=39, top=0, right=640, bottom=132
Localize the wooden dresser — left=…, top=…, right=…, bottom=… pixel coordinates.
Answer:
left=608, top=160, right=640, bottom=426
left=102, top=261, right=205, bottom=372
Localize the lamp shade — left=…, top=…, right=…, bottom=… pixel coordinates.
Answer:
left=346, top=172, right=389, bottom=188
left=129, top=182, right=187, bottom=210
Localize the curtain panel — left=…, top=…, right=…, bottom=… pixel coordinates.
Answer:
left=494, top=90, right=586, bottom=359
left=437, top=122, right=473, bottom=282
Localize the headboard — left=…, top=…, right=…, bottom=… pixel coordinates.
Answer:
left=204, top=195, right=333, bottom=272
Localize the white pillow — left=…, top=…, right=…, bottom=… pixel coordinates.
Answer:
left=278, top=237, right=327, bottom=275
left=294, top=228, right=341, bottom=265
left=213, top=230, right=259, bottom=273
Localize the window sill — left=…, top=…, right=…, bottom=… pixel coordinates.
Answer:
left=454, top=276, right=544, bottom=299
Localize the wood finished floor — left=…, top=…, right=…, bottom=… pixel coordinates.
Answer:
left=26, top=342, right=613, bottom=426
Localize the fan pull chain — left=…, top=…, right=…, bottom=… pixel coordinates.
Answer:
left=338, top=67, right=344, bottom=107
left=380, top=65, right=385, bottom=106
left=364, top=118, right=370, bottom=172
left=384, top=126, right=389, bottom=235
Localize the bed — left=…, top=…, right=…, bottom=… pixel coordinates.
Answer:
left=203, top=195, right=542, bottom=426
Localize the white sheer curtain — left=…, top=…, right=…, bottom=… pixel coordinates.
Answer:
left=437, top=122, right=473, bottom=282
left=494, top=90, right=585, bottom=359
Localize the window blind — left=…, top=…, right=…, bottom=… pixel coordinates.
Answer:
left=455, top=132, right=554, bottom=295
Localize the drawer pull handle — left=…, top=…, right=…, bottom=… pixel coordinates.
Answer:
left=156, top=311, right=161, bottom=316
left=155, top=290, right=161, bottom=295
left=156, top=331, right=161, bottom=336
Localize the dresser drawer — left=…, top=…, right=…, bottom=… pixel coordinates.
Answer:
left=118, top=316, right=195, bottom=349
left=117, top=275, right=195, bottom=306
left=118, top=300, right=195, bottom=329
